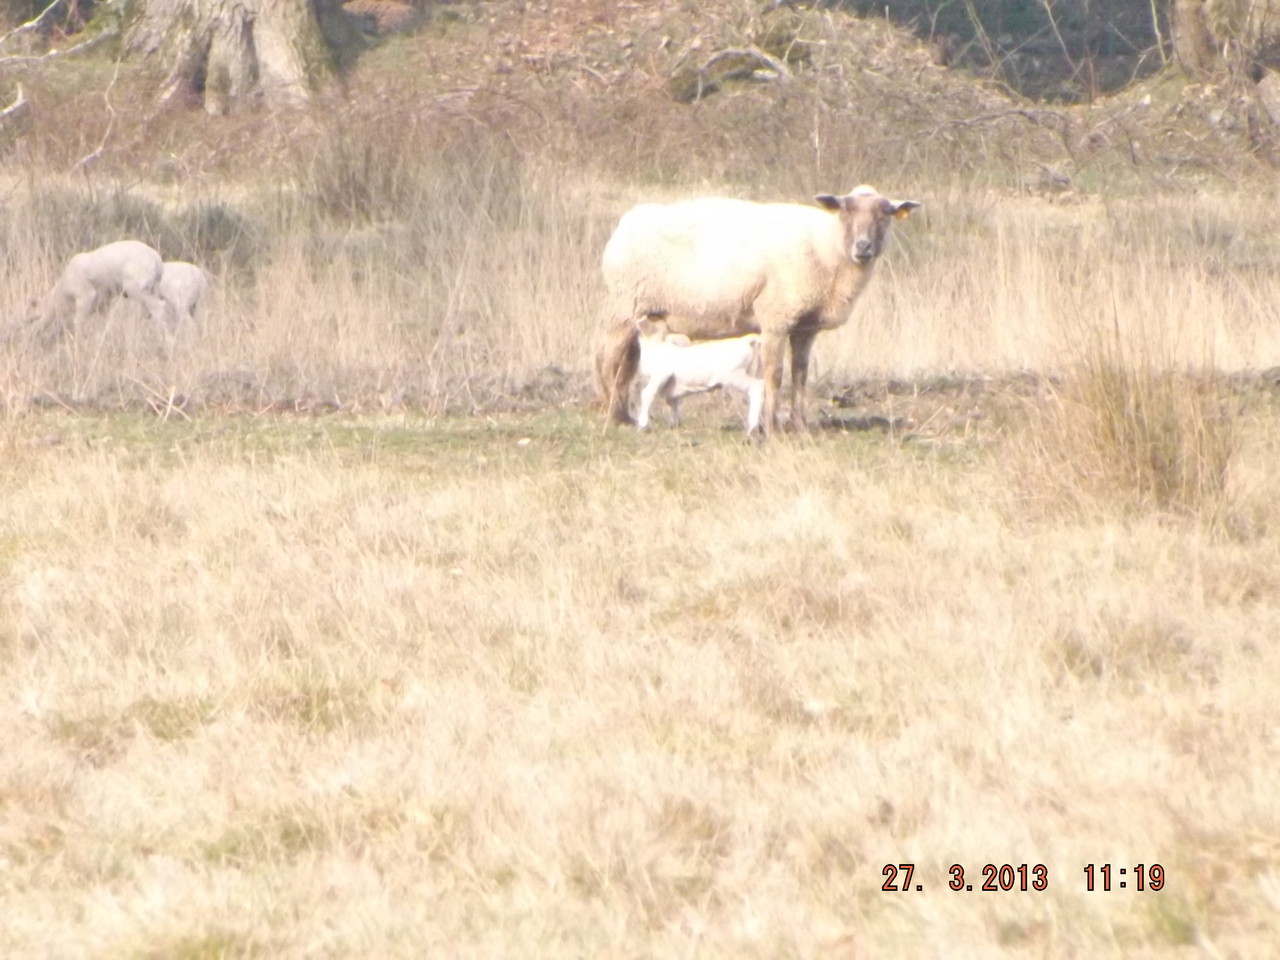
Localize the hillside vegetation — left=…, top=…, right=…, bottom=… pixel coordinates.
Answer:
left=1, top=2, right=1279, bottom=958
left=1, top=0, right=1277, bottom=411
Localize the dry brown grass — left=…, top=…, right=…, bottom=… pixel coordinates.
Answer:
left=2, top=4, right=1280, bottom=954
left=5, top=171, right=1280, bottom=423
left=0, top=408, right=1279, bottom=957
left=1014, top=345, right=1238, bottom=519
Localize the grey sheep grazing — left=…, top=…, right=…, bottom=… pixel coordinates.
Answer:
left=36, top=240, right=169, bottom=343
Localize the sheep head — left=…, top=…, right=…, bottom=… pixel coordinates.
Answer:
left=814, top=186, right=921, bottom=265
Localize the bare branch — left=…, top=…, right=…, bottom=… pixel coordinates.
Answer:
left=0, top=0, right=61, bottom=51
left=961, top=0, right=1000, bottom=70
left=1039, top=0, right=1078, bottom=76
left=73, top=56, right=121, bottom=171
left=1147, top=0, right=1166, bottom=67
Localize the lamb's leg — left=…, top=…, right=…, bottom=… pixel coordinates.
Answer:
left=759, top=332, right=788, bottom=437
left=788, top=328, right=818, bottom=432
left=637, top=373, right=669, bottom=430
left=666, top=385, right=681, bottom=427
left=744, top=379, right=765, bottom=436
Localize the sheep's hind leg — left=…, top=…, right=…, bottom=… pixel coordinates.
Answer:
left=70, top=292, right=100, bottom=341
left=598, top=323, right=640, bottom=426
left=759, top=332, right=788, bottom=437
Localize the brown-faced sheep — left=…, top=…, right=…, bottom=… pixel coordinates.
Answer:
left=635, top=316, right=764, bottom=435
left=597, top=186, right=920, bottom=435
left=36, top=240, right=169, bottom=343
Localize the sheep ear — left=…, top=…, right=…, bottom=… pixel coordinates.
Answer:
left=892, top=200, right=922, bottom=219
left=814, top=194, right=842, bottom=212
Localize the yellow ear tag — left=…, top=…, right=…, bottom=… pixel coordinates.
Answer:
left=894, top=207, right=913, bottom=219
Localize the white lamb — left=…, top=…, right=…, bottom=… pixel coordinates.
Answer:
left=635, top=315, right=764, bottom=434
left=157, top=260, right=213, bottom=328
left=36, top=240, right=169, bottom=342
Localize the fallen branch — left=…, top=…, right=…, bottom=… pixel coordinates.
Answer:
left=924, top=108, right=1070, bottom=140
left=0, top=27, right=115, bottom=65
left=0, top=0, right=61, bottom=51
left=676, top=45, right=795, bottom=103
left=701, top=46, right=794, bottom=84
left=0, top=83, right=28, bottom=126
left=125, top=375, right=193, bottom=422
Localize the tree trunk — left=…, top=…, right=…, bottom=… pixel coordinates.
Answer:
left=123, top=0, right=342, bottom=115
left=1170, top=0, right=1280, bottom=76
left=1170, top=0, right=1217, bottom=75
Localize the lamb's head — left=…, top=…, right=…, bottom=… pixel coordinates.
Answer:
left=635, top=314, right=669, bottom=343
left=635, top=314, right=690, bottom=346
left=814, top=185, right=921, bottom=265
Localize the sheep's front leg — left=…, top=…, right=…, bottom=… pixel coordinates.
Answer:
left=757, top=333, right=788, bottom=436
left=788, top=328, right=819, bottom=432
left=72, top=291, right=99, bottom=339
left=132, top=288, right=176, bottom=352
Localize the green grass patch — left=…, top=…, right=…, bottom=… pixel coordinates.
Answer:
left=135, top=931, right=267, bottom=960
left=203, top=810, right=330, bottom=869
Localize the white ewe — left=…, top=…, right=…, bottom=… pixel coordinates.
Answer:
left=635, top=316, right=764, bottom=434
left=597, top=186, right=920, bottom=435
left=37, top=240, right=168, bottom=342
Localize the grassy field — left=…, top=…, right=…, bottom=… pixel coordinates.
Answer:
left=3, top=3, right=1280, bottom=954
left=0, top=396, right=1278, bottom=957
left=4, top=172, right=1280, bottom=958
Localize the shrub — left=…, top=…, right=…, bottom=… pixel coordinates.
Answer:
left=1018, top=323, right=1237, bottom=520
